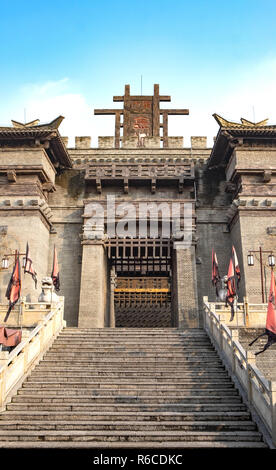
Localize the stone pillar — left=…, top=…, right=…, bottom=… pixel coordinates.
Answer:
left=109, top=266, right=116, bottom=327
left=78, top=224, right=109, bottom=328
left=171, top=245, right=199, bottom=328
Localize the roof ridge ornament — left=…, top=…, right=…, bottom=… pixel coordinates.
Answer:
left=10, top=116, right=64, bottom=129
left=240, top=117, right=269, bottom=126
left=213, top=113, right=269, bottom=128
left=11, top=119, right=40, bottom=128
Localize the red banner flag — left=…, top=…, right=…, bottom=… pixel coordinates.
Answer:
left=226, top=256, right=236, bottom=320
left=249, top=270, right=276, bottom=355
left=24, top=242, right=37, bottom=288
left=51, top=246, right=60, bottom=292
left=212, top=249, right=220, bottom=296
left=266, top=270, right=276, bottom=334
left=226, top=246, right=241, bottom=321
left=4, top=253, right=21, bottom=322
left=232, top=245, right=241, bottom=287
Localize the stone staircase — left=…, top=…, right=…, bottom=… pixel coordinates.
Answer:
left=0, top=328, right=268, bottom=448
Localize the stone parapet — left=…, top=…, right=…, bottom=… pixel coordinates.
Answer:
left=61, top=136, right=69, bottom=148
left=98, top=137, right=114, bottom=148
left=75, top=136, right=91, bottom=149
left=191, top=136, right=207, bottom=149
left=122, top=137, right=161, bottom=149
left=167, top=137, right=183, bottom=148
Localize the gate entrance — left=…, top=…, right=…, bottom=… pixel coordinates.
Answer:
left=105, top=237, right=172, bottom=327
left=114, top=277, right=171, bottom=327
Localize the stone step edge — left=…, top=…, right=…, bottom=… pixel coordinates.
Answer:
left=0, top=410, right=251, bottom=417
left=0, top=430, right=262, bottom=436
left=0, top=441, right=267, bottom=448
left=0, top=420, right=256, bottom=427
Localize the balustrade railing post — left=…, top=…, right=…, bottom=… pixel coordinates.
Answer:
left=230, top=329, right=239, bottom=373
left=246, top=351, right=256, bottom=403
left=0, top=367, right=7, bottom=411
left=269, top=381, right=276, bottom=447
left=243, top=296, right=249, bottom=327
left=219, top=323, right=223, bottom=351
left=38, top=320, right=45, bottom=355
left=23, top=342, right=30, bottom=374
left=203, top=296, right=208, bottom=329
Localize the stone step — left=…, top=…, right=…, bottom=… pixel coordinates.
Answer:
left=0, top=420, right=257, bottom=432
left=36, top=362, right=226, bottom=371
left=57, top=336, right=209, bottom=341
left=23, top=373, right=234, bottom=390
left=53, top=337, right=212, bottom=342
left=0, top=411, right=252, bottom=422
left=60, top=328, right=199, bottom=332
left=43, top=352, right=219, bottom=359
left=0, top=326, right=266, bottom=448
left=6, top=402, right=249, bottom=412
left=11, top=395, right=242, bottom=404
left=0, top=441, right=267, bottom=448
left=0, top=430, right=263, bottom=443
left=17, top=388, right=238, bottom=397
left=25, top=376, right=231, bottom=384
left=39, top=355, right=222, bottom=369
left=28, top=370, right=230, bottom=379
left=49, top=341, right=214, bottom=354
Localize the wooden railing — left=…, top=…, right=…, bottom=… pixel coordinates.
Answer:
left=0, top=298, right=65, bottom=410
left=203, top=296, right=274, bottom=447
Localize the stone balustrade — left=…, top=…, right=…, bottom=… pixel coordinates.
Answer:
left=205, top=297, right=268, bottom=328
left=0, top=298, right=65, bottom=410
left=0, top=298, right=58, bottom=328
left=203, top=296, right=274, bottom=447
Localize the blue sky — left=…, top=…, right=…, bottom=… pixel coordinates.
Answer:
left=1, top=0, right=276, bottom=146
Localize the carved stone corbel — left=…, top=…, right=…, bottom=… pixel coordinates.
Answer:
left=7, top=170, right=16, bottom=183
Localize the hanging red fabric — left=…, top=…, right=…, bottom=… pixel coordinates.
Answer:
left=4, top=252, right=21, bottom=322
left=51, top=246, right=60, bottom=291
left=266, top=270, right=276, bottom=335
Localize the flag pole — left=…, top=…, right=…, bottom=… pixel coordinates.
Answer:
left=260, top=246, right=265, bottom=303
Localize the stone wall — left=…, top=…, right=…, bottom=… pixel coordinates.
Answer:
left=6, top=132, right=274, bottom=328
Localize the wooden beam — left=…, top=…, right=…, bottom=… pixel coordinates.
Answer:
left=94, top=109, right=123, bottom=115
left=115, top=111, right=121, bottom=149
left=153, top=84, right=160, bottom=137
left=160, top=109, right=189, bottom=115
left=163, top=112, right=168, bottom=148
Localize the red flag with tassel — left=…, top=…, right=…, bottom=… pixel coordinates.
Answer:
left=226, top=255, right=236, bottom=321
left=4, top=252, right=21, bottom=322
left=249, top=270, right=276, bottom=355
left=226, top=246, right=241, bottom=321
left=232, top=245, right=241, bottom=288
left=24, top=242, right=37, bottom=288
left=212, top=249, right=220, bottom=296
left=51, top=246, right=60, bottom=292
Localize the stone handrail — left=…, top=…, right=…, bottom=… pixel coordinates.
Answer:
left=203, top=296, right=275, bottom=447
left=206, top=297, right=267, bottom=327
left=0, top=299, right=53, bottom=328
left=0, top=297, right=65, bottom=411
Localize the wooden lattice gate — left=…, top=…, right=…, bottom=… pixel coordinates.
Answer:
left=114, top=276, right=172, bottom=327
left=106, top=237, right=173, bottom=327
